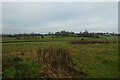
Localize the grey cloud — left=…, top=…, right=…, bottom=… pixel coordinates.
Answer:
left=2, top=2, right=118, bottom=34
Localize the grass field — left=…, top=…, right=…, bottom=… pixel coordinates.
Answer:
left=2, top=36, right=118, bottom=78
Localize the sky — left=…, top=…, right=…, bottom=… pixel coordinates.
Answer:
left=0, top=2, right=2, bottom=34
left=1, top=0, right=119, bottom=2
left=2, top=2, right=118, bottom=34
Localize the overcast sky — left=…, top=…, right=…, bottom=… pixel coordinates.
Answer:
left=2, top=2, right=118, bottom=34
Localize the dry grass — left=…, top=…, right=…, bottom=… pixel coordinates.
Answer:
left=69, top=40, right=116, bottom=44
left=37, top=44, right=87, bottom=78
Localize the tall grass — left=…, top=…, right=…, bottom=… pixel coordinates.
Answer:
left=37, top=44, right=87, bottom=78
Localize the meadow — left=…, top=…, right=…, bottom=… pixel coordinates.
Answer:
left=2, top=36, right=118, bottom=78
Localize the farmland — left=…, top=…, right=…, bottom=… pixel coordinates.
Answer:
left=2, top=36, right=118, bottom=78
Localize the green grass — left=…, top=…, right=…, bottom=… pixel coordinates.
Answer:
left=2, top=36, right=118, bottom=78
left=2, top=36, right=118, bottom=43
left=3, top=55, right=42, bottom=78
left=71, top=43, right=118, bottom=78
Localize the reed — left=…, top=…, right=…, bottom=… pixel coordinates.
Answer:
left=37, top=44, right=87, bottom=78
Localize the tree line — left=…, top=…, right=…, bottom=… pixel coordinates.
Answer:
left=2, top=30, right=118, bottom=39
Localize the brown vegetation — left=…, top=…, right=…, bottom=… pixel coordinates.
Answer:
left=37, top=45, right=87, bottom=78
left=70, top=40, right=116, bottom=44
